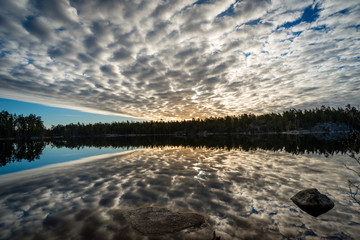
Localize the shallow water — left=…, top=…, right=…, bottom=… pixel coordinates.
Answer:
left=0, top=146, right=359, bottom=239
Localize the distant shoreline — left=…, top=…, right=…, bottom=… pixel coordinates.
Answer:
left=2, top=106, right=359, bottom=140
left=0, top=130, right=352, bottom=141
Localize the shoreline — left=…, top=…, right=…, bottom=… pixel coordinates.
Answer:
left=0, top=130, right=352, bottom=141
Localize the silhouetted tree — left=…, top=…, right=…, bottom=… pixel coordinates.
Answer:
left=0, top=111, right=45, bottom=139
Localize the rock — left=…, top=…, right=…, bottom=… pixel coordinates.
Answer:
left=129, top=207, right=205, bottom=234
left=291, top=188, right=335, bottom=217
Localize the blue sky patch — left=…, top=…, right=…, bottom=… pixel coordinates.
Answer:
left=331, top=8, right=350, bottom=16
left=0, top=50, right=11, bottom=57
left=193, top=0, right=213, bottom=5
left=301, top=4, right=321, bottom=23
left=338, top=8, right=349, bottom=15
left=245, top=18, right=261, bottom=26
left=279, top=4, right=321, bottom=29
left=22, top=16, right=36, bottom=31
left=311, top=25, right=327, bottom=31
left=217, top=0, right=241, bottom=17
left=346, top=24, right=360, bottom=30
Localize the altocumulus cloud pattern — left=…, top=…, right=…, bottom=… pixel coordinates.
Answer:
left=0, top=0, right=359, bottom=119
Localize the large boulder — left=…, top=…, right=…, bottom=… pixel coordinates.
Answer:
left=129, top=207, right=205, bottom=234
left=291, top=188, right=335, bottom=217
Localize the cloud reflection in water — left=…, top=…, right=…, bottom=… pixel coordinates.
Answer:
left=0, top=147, right=359, bottom=239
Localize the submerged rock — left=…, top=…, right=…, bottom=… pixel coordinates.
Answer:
left=129, top=207, right=205, bottom=234
left=291, top=188, right=335, bottom=217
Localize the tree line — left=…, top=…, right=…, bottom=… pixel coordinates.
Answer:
left=0, top=111, right=45, bottom=139
left=1, top=105, right=359, bottom=139
left=2, top=132, right=359, bottom=167
left=49, top=105, right=360, bottom=137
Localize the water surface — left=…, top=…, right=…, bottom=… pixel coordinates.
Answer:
left=0, top=136, right=359, bottom=239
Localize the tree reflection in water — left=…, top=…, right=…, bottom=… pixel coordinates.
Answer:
left=1, top=133, right=359, bottom=167
left=0, top=140, right=45, bottom=166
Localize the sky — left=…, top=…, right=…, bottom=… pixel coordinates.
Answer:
left=0, top=0, right=359, bottom=123
left=0, top=98, right=142, bottom=127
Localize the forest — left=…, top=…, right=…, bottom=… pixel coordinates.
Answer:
left=1, top=105, right=359, bottom=139
left=0, top=111, right=45, bottom=139
left=1, top=132, right=359, bottom=167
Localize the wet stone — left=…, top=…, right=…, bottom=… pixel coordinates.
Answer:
left=291, top=188, right=335, bottom=217
left=129, top=207, right=205, bottom=234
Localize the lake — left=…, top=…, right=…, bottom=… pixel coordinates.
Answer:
left=0, top=135, right=359, bottom=239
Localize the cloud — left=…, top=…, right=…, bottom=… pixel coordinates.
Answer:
left=110, top=47, right=132, bottom=61
left=0, top=0, right=359, bottom=120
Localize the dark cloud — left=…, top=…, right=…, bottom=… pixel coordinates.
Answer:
left=32, top=0, right=77, bottom=23
left=23, top=16, right=52, bottom=40
left=146, top=20, right=171, bottom=41
left=77, top=53, right=93, bottom=63
left=83, top=35, right=103, bottom=57
left=100, top=64, right=117, bottom=76
left=47, top=41, right=75, bottom=59
left=111, top=48, right=132, bottom=61
left=175, top=47, right=201, bottom=59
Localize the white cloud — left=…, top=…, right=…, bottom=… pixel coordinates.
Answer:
left=0, top=0, right=359, bottom=120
